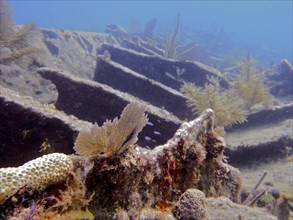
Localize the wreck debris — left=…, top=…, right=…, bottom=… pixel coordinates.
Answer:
left=247, top=188, right=268, bottom=207
left=242, top=171, right=268, bottom=206
left=143, top=18, right=157, bottom=36
left=225, top=103, right=293, bottom=166
left=37, top=67, right=181, bottom=148
left=98, top=43, right=231, bottom=91
left=269, top=59, right=293, bottom=97
left=105, top=23, right=128, bottom=45
left=0, top=85, right=89, bottom=167
left=94, top=55, right=192, bottom=120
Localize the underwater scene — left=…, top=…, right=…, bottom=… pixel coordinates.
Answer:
left=0, top=0, right=292, bottom=219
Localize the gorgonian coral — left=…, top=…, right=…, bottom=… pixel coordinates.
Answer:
left=233, top=57, right=272, bottom=109
left=74, top=102, right=148, bottom=156
left=181, top=76, right=247, bottom=127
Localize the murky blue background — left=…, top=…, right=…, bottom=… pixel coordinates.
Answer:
left=8, top=1, right=292, bottom=61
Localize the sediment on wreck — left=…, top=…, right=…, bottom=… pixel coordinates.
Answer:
left=98, top=43, right=231, bottom=90
left=225, top=103, right=293, bottom=166
left=0, top=86, right=90, bottom=167
left=37, top=67, right=181, bottom=148
left=94, top=55, right=193, bottom=120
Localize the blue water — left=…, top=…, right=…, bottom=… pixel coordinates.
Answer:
left=8, top=0, right=293, bottom=63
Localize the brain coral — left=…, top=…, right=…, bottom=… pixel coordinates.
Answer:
left=0, top=153, right=73, bottom=205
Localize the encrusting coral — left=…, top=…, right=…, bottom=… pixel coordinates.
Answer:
left=74, top=102, right=148, bottom=156
left=0, top=105, right=243, bottom=219
left=181, top=76, right=247, bottom=127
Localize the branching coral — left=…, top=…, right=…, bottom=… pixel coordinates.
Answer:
left=181, top=76, right=247, bottom=127
left=74, top=102, right=148, bottom=156
left=0, top=0, right=43, bottom=65
left=233, top=57, right=272, bottom=109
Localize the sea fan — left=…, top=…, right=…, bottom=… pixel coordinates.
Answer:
left=74, top=102, right=148, bottom=156
left=181, top=76, right=247, bottom=127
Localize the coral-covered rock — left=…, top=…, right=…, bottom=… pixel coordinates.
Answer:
left=173, top=189, right=207, bottom=220
left=83, top=108, right=242, bottom=217
left=0, top=107, right=243, bottom=219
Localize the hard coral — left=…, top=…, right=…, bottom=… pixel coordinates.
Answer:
left=0, top=153, right=73, bottom=205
